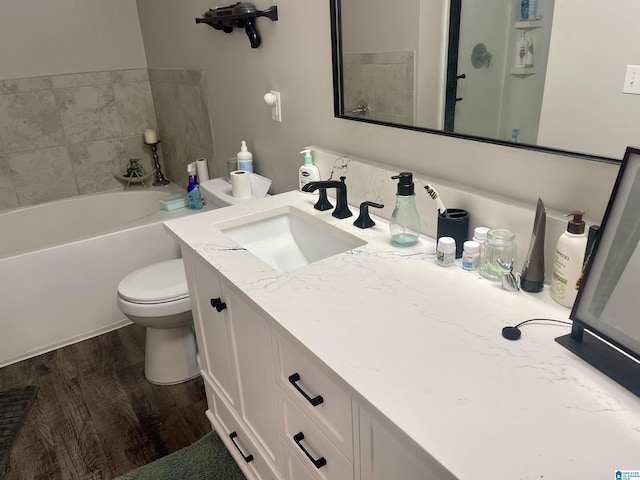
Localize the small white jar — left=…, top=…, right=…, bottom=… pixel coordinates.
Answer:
left=462, top=240, right=480, bottom=270
left=436, top=237, right=456, bottom=267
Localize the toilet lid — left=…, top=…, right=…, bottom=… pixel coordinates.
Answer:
left=118, top=259, right=189, bottom=304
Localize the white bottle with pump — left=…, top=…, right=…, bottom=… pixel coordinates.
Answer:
left=299, top=148, right=320, bottom=192
left=551, top=210, right=588, bottom=307
left=514, top=32, right=527, bottom=69
left=237, top=140, right=253, bottom=172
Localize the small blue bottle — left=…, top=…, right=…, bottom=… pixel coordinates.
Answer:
left=186, top=164, right=203, bottom=210
left=520, top=0, right=529, bottom=20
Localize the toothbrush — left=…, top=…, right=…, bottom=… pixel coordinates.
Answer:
left=424, top=184, right=447, bottom=215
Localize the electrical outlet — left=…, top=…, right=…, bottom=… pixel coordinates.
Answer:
left=623, top=65, right=640, bottom=94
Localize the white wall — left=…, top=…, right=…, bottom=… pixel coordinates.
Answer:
left=0, top=0, right=147, bottom=80
left=539, top=0, right=640, bottom=158
left=136, top=0, right=619, bottom=224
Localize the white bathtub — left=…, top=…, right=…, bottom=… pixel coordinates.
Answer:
left=0, top=184, right=201, bottom=368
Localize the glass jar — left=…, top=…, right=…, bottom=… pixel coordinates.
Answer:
left=479, top=229, right=517, bottom=281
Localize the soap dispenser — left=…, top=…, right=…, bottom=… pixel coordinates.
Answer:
left=299, top=148, right=320, bottom=192
left=390, top=172, right=420, bottom=246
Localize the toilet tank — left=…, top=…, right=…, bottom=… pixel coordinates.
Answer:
left=200, top=174, right=272, bottom=208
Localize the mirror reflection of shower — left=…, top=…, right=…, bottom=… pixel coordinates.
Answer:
left=338, top=0, right=557, bottom=148
left=446, top=0, right=554, bottom=144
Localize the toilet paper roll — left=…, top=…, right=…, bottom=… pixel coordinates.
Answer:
left=196, top=158, right=210, bottom=182
left=230, top=170, right=252, bottom=198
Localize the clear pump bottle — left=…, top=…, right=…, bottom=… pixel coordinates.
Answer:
left=390, top=172, right=420, bottom=246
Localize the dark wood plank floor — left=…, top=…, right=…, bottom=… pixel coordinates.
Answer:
left=0, top=324, right=211, bottom=479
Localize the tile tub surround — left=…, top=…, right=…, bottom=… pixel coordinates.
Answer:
left=149, top=69, right=215, bottom=190
left=165, top=190, right=640, bottom=479
left=0, top=69, right=158, bottom=210
left=0, top=68, right=215, bottom=212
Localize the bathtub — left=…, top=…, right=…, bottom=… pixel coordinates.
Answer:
left=0, top=184, right=201, bottom=368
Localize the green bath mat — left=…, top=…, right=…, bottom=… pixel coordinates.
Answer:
left=0, top=386, right=39, bottom=476
left=116, top=431, right=246, bottom=480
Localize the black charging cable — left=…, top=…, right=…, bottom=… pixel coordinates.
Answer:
left=502, top=318, right=572, bottom=340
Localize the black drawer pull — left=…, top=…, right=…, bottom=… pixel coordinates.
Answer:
left=293, top=432, right=326, bottom=469
left=229, top=431, right=253, bottom=463
left=210, top=297, right=227, bottom=312
left=288, top=373, right=324, bottom=407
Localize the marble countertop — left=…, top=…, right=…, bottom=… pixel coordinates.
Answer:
left=164, top=190, right=640, bottom=480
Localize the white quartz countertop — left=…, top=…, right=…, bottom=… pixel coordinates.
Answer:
left=164, top=190, right=640, bottom=480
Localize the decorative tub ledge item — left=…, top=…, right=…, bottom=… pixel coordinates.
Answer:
left=114, top=158, right=156, bottom=189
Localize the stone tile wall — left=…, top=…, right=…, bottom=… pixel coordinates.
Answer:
left=148, top=69, right=215, bottom=189
left=0, top=69, right=158, bottom=210
left=0, top=68, right=216, bottom=212
left=342, top=51, right=415, bottom=126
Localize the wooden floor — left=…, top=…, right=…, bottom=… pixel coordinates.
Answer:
left=0, top=324, right=211, bottom=479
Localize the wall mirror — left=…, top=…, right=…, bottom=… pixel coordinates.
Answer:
left=330, top=0, right=625, bottom=163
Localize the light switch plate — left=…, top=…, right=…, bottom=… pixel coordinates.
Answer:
left=623, top=65, right=640, bottom=94
left=270, top=90, right=282, bottom=122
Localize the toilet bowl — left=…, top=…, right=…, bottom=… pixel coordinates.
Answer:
left=117, top=259, right=199, bottom=385
left=115, top=173, right=272, bottom=385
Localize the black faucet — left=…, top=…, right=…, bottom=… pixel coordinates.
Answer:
left=302, top=176, right=352, bottom=219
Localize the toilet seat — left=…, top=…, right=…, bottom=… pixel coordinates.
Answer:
left=118, top=259, right=189, bottom=304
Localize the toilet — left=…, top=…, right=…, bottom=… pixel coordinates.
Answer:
left=116, top=173, right=271, bottom=384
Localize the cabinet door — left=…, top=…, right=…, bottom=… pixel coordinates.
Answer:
left=224, top=283, right=280, bottom=467
left=187, top=253, right=239, bottom=408
left=359, top=411, right=455, bottom=480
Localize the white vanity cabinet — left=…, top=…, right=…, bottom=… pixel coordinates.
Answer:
left=182, top=247, right=451, bottom=480
left=182, top=249, right=281, bottom=480
left=166, top=190, right=640, bottom=480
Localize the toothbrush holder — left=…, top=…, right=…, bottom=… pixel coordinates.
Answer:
left=437, top=209, right=469, bottom=258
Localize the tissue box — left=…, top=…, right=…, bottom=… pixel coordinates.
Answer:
left=159, top=192, right=188, bottom=211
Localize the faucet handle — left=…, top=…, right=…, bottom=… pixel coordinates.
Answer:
left=353, top=201, right=384, bottom=229
left=313, top=188, right=333, bottom=211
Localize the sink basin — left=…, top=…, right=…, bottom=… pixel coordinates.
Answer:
left=218, top=205, right=366, bottom=272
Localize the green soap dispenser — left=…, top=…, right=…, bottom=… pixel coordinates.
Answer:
left=390, top=172, right=421, bottom=246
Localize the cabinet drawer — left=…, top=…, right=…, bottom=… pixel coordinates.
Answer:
left=279, top=390, right=353, bottom=480
left=273, top=333, right=353, bottom=459
left=205, top=375, right=281, bottom=480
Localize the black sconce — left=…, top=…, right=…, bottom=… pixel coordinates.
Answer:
left=196, top=2, right=278, bottom=48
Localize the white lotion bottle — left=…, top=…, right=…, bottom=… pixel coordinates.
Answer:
left=514, top=32, right=527, bottom=69
left=551, top=210, right=588, bottom=307
left=237, top=140, right=253, bottom=172
left=299, top=148, right=320, bottom=192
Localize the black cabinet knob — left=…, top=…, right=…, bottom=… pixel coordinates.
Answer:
left=210, top=298, right=227, bottom=312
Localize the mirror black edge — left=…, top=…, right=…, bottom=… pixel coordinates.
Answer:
left=330, top=0, right=344, bottom=118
